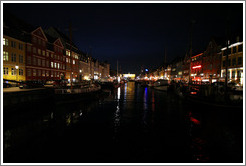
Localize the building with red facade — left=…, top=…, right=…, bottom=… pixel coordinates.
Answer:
left=190, top=53, right=203, bottom=82
left=25, top=27, right=66, bottom=81
left=46, top=27, right=80, bottom=82
left=202, top=39, right=222, bottom=83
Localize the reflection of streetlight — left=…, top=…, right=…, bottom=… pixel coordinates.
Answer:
left=15, top=65, right=19, bottom=82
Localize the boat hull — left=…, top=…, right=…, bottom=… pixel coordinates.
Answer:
left=154, top=85, right=168, bottom=91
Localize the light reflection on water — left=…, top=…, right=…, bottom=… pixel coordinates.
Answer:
left=3, top=81, right=243, bottom=163
left=114, top=86, right=121, bottom=138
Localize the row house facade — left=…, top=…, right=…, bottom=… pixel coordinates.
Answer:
left=150, top=37, right=243, bottom=87
left=25, top=27, right=66, bottom=82
left=46, top=27, right=80, bottom=82
left=221, top=41, right=243, bottom=85
left=3, top=13, right=110, bottom=84
left=3, top=34, right=26, bottom=82
left=202, top=39, right=222, bottom=83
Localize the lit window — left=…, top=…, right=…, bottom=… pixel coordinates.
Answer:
left=38, top=49, right=41, bottom=55
left=42, top=50, right=45, bottom=56
left=73, top=60, right=75, bottom=64
left=54, top=62, right=57, bottom=68
left=3, top=51, right=9, bottom=61
left=51, top=62, right=54, bottom=68
left=58, top=63, right=60, bottom=69
left=11, top=68, right=17, bottom=75
left=3, top=38, right=8, bottom=46
left=46, top=52, right=49, bottom=57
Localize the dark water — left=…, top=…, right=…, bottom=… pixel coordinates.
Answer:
left=3, top=82, right=243, bottom=163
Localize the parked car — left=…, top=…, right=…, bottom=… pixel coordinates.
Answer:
left=19, top=81, right=44, bottom=89
left=3, top=82, right=12, bottom=88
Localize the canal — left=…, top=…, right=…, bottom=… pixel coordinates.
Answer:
left=3, top=82, right=243, bottom=163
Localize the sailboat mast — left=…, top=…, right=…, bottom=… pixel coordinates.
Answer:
left=69, top=22, right=73, bottom=89
left=117, top=60, right=118, bottom=77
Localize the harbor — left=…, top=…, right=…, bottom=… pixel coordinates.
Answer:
left=3, top=81, right=243, bottom=163
left=2, top=2, right=244, bottom=164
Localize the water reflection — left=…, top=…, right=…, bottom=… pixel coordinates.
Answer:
left=187, top=111, right=209, bottom=162
left=3, top=81, right=243, bottom=163
left=114, top=87, right=121, bottom=140
left=151, top=90, right=155, bottom=112
left=143, top=87, right=148, bottom=110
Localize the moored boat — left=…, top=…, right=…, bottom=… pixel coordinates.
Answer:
left=54, top=83, right=101, bottom=103
left=153, top=79, right=169, bottom=91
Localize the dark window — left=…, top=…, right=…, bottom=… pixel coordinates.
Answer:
left=11, top=53, right=16, bottom=62
left=233, top=47, right=236, bottom=54
left=19, top=69, right=24, bottom=75
left=27, top=45, right=31, bottom=52
left=19, top=55, right=23, bottom=63
left=223, top=72, right=226, bottom=78
left=227, top=71, right=230, bottom=78
left=228, top=59, right=231, bottom=66
left=232, top=58, right=236, bottom=66
left=11, top=41, right=16, bottom=48
left=237, top=70, right=242, bottom=78
left=238, top=45, right=243, bottom=52
left=232, top=71, right=235, bottom=78
left=19, top=43, right=23, bottom=50
left=238, top=57, right=242, bottom=65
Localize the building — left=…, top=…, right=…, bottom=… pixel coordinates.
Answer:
left=3, top=35, right=26, bottom=82
left=26, top=27, right=66, bottom=82
left=3, top=12, right=28, bottom=82
left=221, top=40, right=243, bottom=85
left=170, top=56, right=184, bottom=82
left=190, top=53, right=203, bottom=82
left=45, top=27, right=80, bottom=82
left=202, top=38, right=222, bottom=83
left=79, top=52, right=91, bottom=81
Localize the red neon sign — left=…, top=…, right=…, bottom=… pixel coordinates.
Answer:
left=192, top=65, right=201, bottom=69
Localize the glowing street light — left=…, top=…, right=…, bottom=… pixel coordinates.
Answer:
left=15, top=65, right=19, bottom=82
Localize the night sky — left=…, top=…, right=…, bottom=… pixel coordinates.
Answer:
left=3, top=3, right=243, bottom=74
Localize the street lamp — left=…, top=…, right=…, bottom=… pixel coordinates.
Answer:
left=15, top=65, right=19, bottom=81
left=15, top=65, right=19, bottom=86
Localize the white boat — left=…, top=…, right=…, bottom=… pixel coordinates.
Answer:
left=54, top=83, right=101, bottom=94
left=153, top=79, right=169, bottom=91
